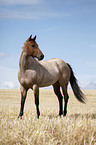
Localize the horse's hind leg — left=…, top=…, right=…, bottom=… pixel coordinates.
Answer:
left=53, top=81, right=63, bottom=116
left=18, top=86, right=28, bottom=119
left=62, top=86, right=69, bottom=116
left=33, top=85, right=40, bottom=119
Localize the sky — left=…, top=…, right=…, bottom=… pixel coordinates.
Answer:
left=0, top=0, right=96, bottom=89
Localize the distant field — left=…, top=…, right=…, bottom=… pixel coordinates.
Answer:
left=0, top=89, right=96, bottom=145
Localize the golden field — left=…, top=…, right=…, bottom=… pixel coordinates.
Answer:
left=0, top=89, right=96, bottom=145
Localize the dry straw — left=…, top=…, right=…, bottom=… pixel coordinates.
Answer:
left=0, top=89, right=96, bottom=145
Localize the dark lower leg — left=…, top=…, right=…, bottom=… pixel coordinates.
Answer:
left=18, top=94, right=27, bottom=118
left=59, top=97, right=63, bottom=116
left=19, top=95, right=26, bottom=116
left=64, top=94, right=69, bottom=116
left=35, top=99, right=40, bottom=119
left=33, top=85, right=40, bottom=119
left=53, top=82, right=63, bottom=116
left=18, top=88, right=27, bottom=118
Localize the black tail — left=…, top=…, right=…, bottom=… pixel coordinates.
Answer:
left=67, top=63, right=85, bottom=103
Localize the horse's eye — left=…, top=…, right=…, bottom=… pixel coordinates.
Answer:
left=31, top=45, right=35, bottom=48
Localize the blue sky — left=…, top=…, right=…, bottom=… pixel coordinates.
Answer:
left=0, top=0, right=96, bottom=89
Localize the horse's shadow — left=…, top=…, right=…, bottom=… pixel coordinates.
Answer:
left=68, top=113, right=96, bottom=119
left=42, top=113, right=96, bottom=120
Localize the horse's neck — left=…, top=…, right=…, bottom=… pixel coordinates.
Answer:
left=19, top=49, right=34, bottom=71
left=19, top=50, right=26, bottom=71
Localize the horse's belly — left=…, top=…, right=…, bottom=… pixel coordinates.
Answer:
left=39, top=71, right=60, bottom=87
left=38, top=61, right=61, bottom=87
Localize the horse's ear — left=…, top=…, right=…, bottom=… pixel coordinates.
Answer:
left=27, top=35, right=32, bottom=41
left=32, top=35, right=36, bottom=42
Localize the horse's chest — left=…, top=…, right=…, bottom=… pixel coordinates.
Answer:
left=18, top=70, right=36, bottom=88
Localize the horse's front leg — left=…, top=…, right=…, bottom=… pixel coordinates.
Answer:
left=33, top=85, right=40, bottom=119
left=18, top=86, right=28, bottom=119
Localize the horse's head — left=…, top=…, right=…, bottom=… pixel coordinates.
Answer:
left=24, top=35, right=44, bottom=61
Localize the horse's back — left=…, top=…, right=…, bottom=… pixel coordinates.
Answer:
left=40, top=58, right=68, bottom=71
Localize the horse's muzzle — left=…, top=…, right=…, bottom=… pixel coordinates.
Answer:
left=38, top=54, right=44, bottom=60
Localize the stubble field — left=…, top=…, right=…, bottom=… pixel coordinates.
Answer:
left=0, top=89, right=96, bottom=145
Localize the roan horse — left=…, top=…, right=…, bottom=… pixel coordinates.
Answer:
left=18, top=35, right=85, bottom=119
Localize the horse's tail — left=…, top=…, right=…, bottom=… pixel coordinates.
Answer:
left=67, top=63, right=85, bottom=103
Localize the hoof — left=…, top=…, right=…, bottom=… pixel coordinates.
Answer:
left=56, top=114, right=62, bottom=118
left=18, top=116, right=22, bottom=119
left=63, top=111, right=67, bottom=116
left=36, top=112, right=40, bottom=119
left=37, top=116, right=39, bottom=119
left=18, top=114, right=23, bottom=119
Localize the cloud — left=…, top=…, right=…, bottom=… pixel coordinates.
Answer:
left=0, top=53, right=5, bottom=57
left=0, top=0, right=43, bottom=19
left=0, top=8, right=40, bottom=19
left=0, top=7, right=71, bottom=20
left=0, top=81, right=18, bottom=89
left=0, top=66, right=19, bottom=89
left=0, top=0, right=71, bottom=19
left=84, top=61, right=96, bottom=67
left=89, top=44, right=96, bottom=49
left=84, top=81, right=96, bottom=90
left=0, top=0, right=41, bottom=5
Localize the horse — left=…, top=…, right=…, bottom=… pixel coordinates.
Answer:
left=18, top=35, right=85, bottom=119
